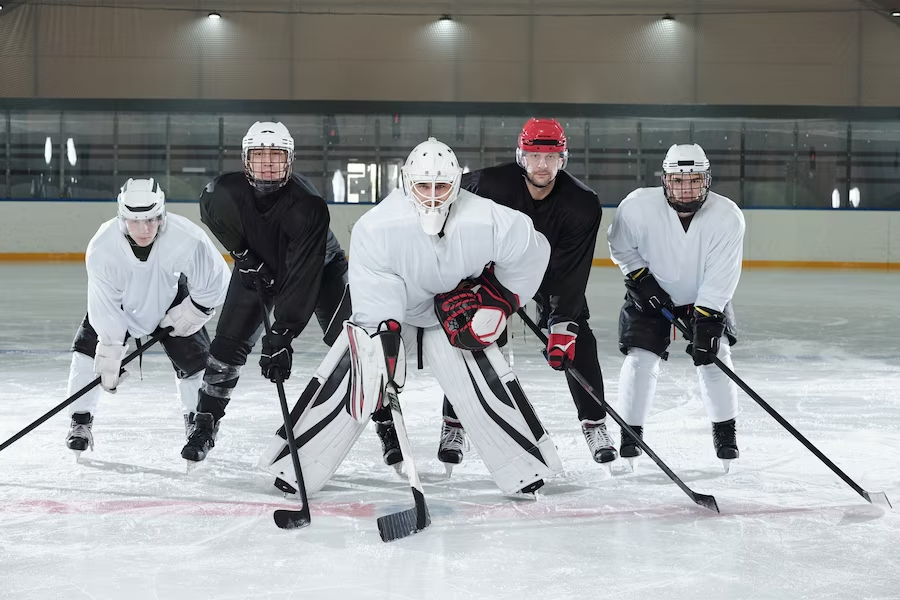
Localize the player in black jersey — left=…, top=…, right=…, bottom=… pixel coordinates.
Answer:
left=407, top=118, right=618, bottom=469
left=181, top=121, right=350, bottom=463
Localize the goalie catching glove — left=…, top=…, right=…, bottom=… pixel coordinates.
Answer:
left=434, top=268, right=519, bottom=352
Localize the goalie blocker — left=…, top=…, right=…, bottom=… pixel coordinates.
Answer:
left=259, top=319, right=562, bottom=496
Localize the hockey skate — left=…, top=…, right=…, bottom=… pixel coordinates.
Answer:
left=712, top=418, right=739, bottom=473
left=181, top=412, right=219, bottom=471
left=620, top=425, right=644, bottom=472
left=437, top=417, right=468, bottom=478
left=375, top=420, right=404, bottom=476
left=66, top=411, right=94, bottom=461
left=581, top=419, right=617, bottom=471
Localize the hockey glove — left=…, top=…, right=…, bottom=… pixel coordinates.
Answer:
left=160, top=296, right=213, bottom=337
left=625, top=268, right=674, bottom=314
left=434, top=271, right=519, bottom=352
left=546, top=321, right=578, bottom=371
left=686, top=306, right=726, bottom=366
left=260, top=329, right=293, bottom=382
left=230, top=248, right=275, bottom=293
left=94, top=341, right=128, bottom=392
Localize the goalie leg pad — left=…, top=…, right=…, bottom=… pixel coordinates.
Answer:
left=421, top=326, right=563, bottom=494
left=257, top=330, right=373, bottom=496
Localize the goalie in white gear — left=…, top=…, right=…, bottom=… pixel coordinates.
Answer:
left=607, top=144, right=745, bottom=470
left=64, top=178, right=230, bottom=456
left=258, top=138, right=563, bottom=497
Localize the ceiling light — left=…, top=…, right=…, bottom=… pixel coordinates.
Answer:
left=208, top=12, right=221, bottom=19
left=892, top=11, right=900, bottom=17
left=662, top=13, right=675, bottom=21
left=439, top=14, right=452, bottom=21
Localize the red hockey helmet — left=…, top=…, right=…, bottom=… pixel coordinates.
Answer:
left=516, top=118, right=568, bottom=181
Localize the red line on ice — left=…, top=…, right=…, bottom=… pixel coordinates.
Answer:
left=4, top=498, right=376, bottom=518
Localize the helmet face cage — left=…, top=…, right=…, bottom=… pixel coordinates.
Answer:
left=401, top=137, right=463, bottom=235
left=662, top=171, right=712, bottom=214
left=242, top=147, right=294, bottom=193
left=242, top=122, right=295, bottom=193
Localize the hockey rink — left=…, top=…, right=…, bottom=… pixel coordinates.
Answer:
left=1, top=264, right=898, bottom=600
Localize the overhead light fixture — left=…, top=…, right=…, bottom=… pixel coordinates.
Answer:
left=439, top=14, right=452, bottom=21
left=208, top=12, right=221, bottom=19
left=892, top=11, right=900, bottom=17
left=662, top=13, right=675, bottom=21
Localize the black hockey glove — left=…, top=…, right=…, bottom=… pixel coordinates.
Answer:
left=260, top=329, right=293, bottom=382
left=686, top=306, right=726, bottom=366
left=624, top=268, right=674, bottom=314
left=230, top=248, right=275, bottom=294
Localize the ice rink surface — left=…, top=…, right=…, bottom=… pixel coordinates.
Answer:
left=1, top=264, right=898, bottom=600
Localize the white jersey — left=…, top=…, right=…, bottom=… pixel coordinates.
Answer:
left=607, top=187, right=745, bottom=312
left=349, top=188, right=551, bottom=329
left=85, top=213, right=231, bottom=345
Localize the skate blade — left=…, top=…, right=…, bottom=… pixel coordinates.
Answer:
left=626, top=457, right=640, bottom=472
left=185, top=460, right=204, bottom=474
left=72, top=450, right=83, bottom=463
left=720, top=458, right=735, bottom=474
left=443, top=463, right=454, bottom=479
left=391, top=462, right=405, bottom=478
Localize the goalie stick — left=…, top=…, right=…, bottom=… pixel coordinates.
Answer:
left=662, top=307, right=891, bottom=510
left=517, top=309, right=720, bottom=513
left=376, top=383, right=431, bottom=541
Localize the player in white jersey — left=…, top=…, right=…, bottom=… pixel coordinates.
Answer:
left=257, top=138, right=563, bottom=496
left=607, top=144, right=745, bottom=469
left=64, top=179, right=230, bottom=456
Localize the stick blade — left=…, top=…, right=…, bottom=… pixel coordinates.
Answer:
left=692, top=492, right=720, bottom=513
left=377, top=491, right=431, bottom=542
left=274, top=508, right=311, bottom=530
left=863, top=491, right=892, bottom=510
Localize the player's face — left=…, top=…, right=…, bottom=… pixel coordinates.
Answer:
left=666, top=173, right=705, bottom=202
left=248, top=148, right=289, bottom=182
left=521, top=151, right=562, bottom=187
left=412, top=181, right=454, bottom=207
left=125, top=217, right=160, bottom=247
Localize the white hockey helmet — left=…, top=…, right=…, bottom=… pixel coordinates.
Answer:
left=117, top=178, right=166, bottom=239
left=401, top=137, right=462, bottom=236
left=661, top=143, right=712, bottom=214
left=242, top=121, right=295, bottom=193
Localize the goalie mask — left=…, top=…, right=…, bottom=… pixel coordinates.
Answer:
left=401, top=137, right=462, bottom=236
left=662, top=144, right=711, bottom=215
left=117, top=178, right=166, bottom=247
left=516, top=118, right=568, bottom=188
left=242, top=121, right=295, bottom=193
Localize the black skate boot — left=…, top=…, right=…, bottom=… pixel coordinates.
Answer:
left=581, top=419, right=618, bottom=466
left=375, top=420, right=403, bottom=475
left=437, top=417, right=468, bottom=477
left=712, top=418, right=739, bottom=472
left=66, top=411, right=94, bottom=459
left=181, top=412, right=219, bottom=466
left=620, top=425, right=644, bottom=471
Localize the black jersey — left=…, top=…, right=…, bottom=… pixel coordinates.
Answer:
left=200, top=172, right=344, bottom=335
left=461, top=162, right=602, bottom=325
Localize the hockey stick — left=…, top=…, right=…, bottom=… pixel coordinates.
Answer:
left=0, top=328, right=171, bottom=454
left=516, top=309, right=720, bottom=513
left=376, top=383, right=431, bottom=541
left=662, top=307, right=892, bottom=509
left=257, top=286, right=311, bottom=529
